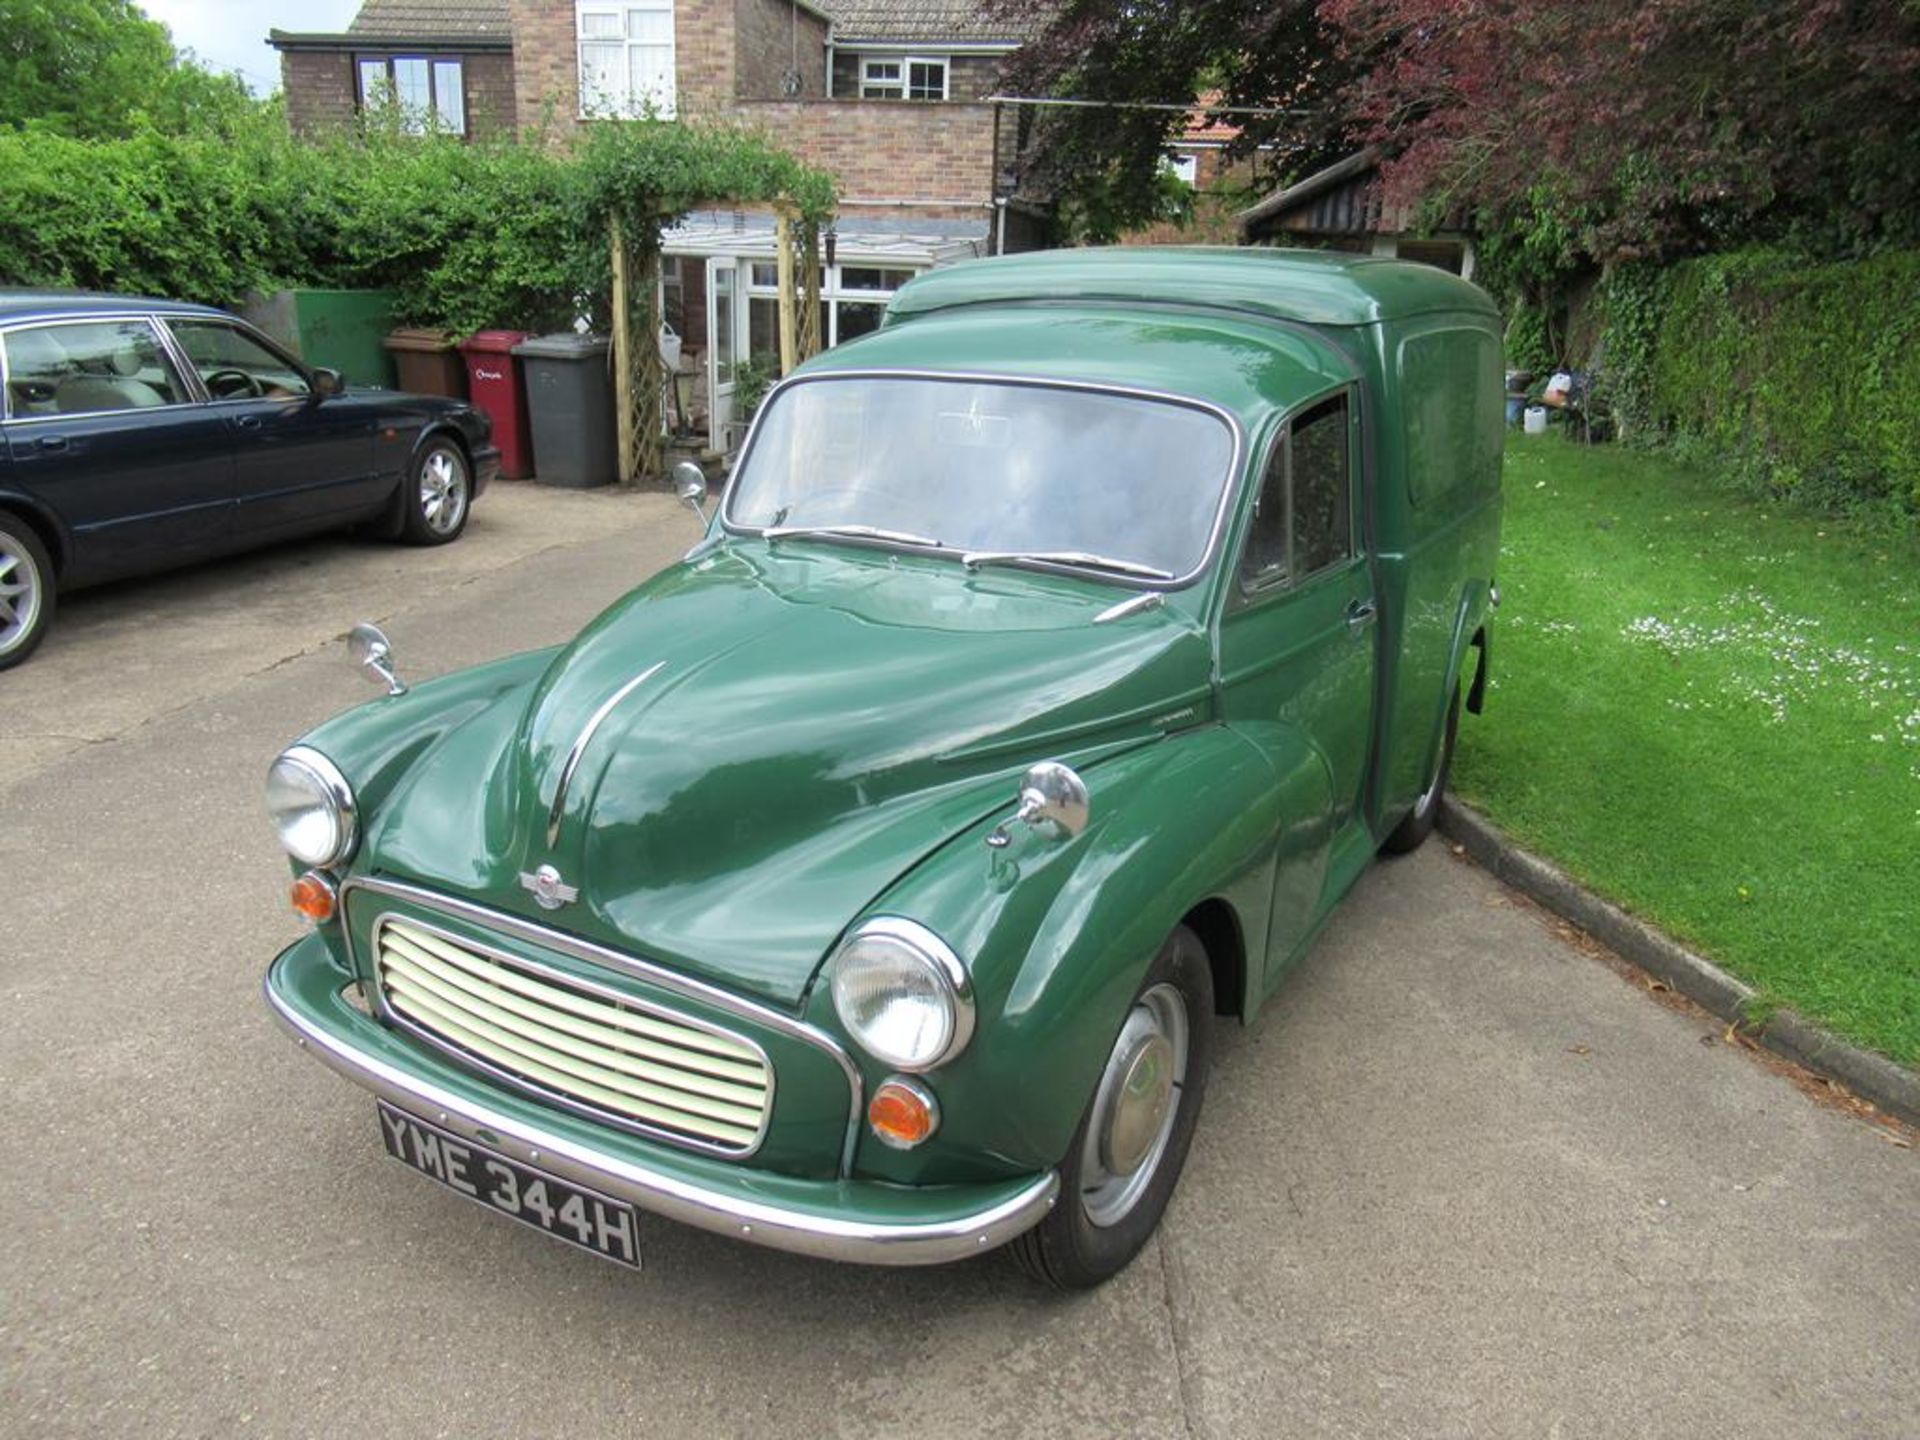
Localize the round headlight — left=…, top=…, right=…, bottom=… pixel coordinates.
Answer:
left=829, top=918, right=974, bottom=1072
left=266, top=746, right=358, bottom=869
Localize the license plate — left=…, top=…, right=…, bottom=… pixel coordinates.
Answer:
left=376, top=1103, right=641, bottom=1269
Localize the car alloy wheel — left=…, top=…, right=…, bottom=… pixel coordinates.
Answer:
left=417, top=444, right=470, bottom=539
left=0, top=518, right=53, bottom=669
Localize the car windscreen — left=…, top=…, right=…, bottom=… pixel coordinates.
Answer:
left=724, top=376, right=1237, bottom=581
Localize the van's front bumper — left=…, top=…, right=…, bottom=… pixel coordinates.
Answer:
left=264, top=934, right=1058, bottom=1267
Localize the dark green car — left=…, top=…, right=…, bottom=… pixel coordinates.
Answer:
left=263, top=249, right=1503, bottom=1288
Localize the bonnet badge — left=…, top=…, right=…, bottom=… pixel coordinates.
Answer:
left=518, top=864, right=579, bottom=911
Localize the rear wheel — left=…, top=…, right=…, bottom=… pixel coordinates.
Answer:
left=1011, top=925, right=1213, bottom=1290
left=1382, top=681, right=1461, bottom=854
left=0, top=514, right=54, bottom=670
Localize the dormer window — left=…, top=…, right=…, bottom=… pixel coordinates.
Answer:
left=357, top=55, right=466, bottom=134
left=859, top=55, right=948, bottom=101
left=577, top=1, right=677, bottom=119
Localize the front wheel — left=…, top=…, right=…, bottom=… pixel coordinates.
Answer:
left=400, top=437, right=471, bottom=546
left=1010, top=925, right=1214, bottom=1289
left=1382, top=681, right=1461, bottom=854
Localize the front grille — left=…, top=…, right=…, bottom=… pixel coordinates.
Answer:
left=375, top=917, right=771, bottom=1154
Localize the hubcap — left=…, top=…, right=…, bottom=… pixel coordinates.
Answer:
left=1080, top=982, right=1189, bottom=1229
left=0, top=535, right=43, bottom=657
left=420, top=448, right=468, bottom=535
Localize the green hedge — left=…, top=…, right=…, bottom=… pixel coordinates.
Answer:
left=0, top=119, right=832, bottom=337
left=1632, top=249, right=1920, bottom=520
left=0, top=126, right=593, bottom=333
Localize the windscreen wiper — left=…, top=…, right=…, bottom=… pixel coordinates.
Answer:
left=959, top=549, right=1174, bottom=581
left=762, top=523, right=946, bottom=549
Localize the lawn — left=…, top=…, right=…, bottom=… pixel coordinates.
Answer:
left=1450, top=436, right=1920, bottom=1065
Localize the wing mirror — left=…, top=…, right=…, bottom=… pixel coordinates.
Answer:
left=986, top=761, right=1091, bottom=850
left=672, top=461, right=709, bottom=526
left=311, top=367, right=345, bottom=399
left=348, top=621, right=407, bottom=696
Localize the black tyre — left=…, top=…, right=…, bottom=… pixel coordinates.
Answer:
left=1011, top=925, right=1214, bottom=1290
left=1382, top=681, right=1461, bottom=854
left=0, top=513, right=55, bottom=670
left=400, top=436, right=472, bottom=546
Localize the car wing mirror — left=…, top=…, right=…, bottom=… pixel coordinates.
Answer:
left=986, top=761, right=1090, bottom=850
left=673, top=460, right=709, bottom=526
left=311, top=367, right=345, bottom=399
left=348, top=621, right=406, bottom=696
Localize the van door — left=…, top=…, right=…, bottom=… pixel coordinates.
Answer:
left=1215, top=390, right=1376, bottom=976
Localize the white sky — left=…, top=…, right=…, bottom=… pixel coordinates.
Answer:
left=140, top=0, right=364, bottom=95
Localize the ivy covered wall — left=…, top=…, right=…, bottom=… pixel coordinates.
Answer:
left=1603, top=250, right=1920, bottom=523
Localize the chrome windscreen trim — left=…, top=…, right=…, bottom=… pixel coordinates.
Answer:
left=337, top=874, right=865, bottom=1175
left=369, top=911, right=775, bottom=1159
left=266, top=960, right=1059, bottom=1267
left=546, top=661, right=665, bottom=848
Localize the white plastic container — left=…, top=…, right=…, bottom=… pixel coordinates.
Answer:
left=1523, top=404, right=1549, bottom=435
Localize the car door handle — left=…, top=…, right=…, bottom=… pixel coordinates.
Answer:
left=36, top=434, right=69, bottom=452
left=1346, top=599, right=1379, bottom=634
left=233, top=414, right=262, bottom=431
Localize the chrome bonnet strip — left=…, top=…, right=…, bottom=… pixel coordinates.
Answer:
left=547, top=661, right=665, bottom=849
left=266, top=964, right=1059, bottom=1267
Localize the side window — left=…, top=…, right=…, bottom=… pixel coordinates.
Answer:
left=3, top=320, right=188, bottom=418
left=1291, top=395, right=1352, bottom=575
left=1236, top=392, right=1353, bottom=594
left=1238, top=440, right=1290, bottom=590
left=168, top=322, right=311, bottom=401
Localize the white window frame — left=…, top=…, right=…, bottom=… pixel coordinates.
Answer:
left=859, top=54, right=948, bottom=101
left=742, top=262, right=919, bottom=352
left=576, top=1, right=676, bottom=120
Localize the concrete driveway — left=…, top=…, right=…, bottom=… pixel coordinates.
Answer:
left=2, top=483, right=1913, bottom=1438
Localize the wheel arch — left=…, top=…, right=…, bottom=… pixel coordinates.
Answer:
left=0, top=493, right=69, bottom=580
left=1181, top=896, right=1248, bottom=1022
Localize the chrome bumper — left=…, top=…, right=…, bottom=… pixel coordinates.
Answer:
left=265, top=970, right=1058, bottom=1267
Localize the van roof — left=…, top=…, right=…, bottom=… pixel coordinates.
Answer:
left=888, top=247, right=1499, bottom=328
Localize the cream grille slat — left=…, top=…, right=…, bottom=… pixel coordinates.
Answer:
left=387, top=937, right=767, bottom=1090
left=387, top=959, right=768, bottom=1110
left=376, top=918, right=772, bottom=1153
left=386, top=977, right=764, bottom=1135
left=385, top=925, right=759, bottom=1063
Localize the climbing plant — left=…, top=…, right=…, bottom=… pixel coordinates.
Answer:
left=574, top=121, right=836, bottom=482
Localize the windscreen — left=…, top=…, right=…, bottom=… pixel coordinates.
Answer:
left=725, top=377, right=1237, bottom=580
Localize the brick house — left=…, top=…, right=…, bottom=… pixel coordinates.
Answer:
left=271, top=0, right=1045, bottom=448
left=270, top=1, right=518, bottom=141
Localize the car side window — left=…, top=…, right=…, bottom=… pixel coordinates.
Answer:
left=3, top=320, right=189, bottom=419
left=1238, top=438, right=1290, bottom=590
left=1291, top=395, right=1352, bottom=576
left=168, top=321, right=311, bottom=401
left=1237, top=392, right=1353, bottom=595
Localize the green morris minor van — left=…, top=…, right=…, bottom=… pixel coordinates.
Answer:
left=262, top=249, right=1503, bottom=1288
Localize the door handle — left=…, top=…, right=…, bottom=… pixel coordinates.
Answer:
left=233, top=414, right=263, bottom=431
left=36, top=434, right=69, bottom=452
left=1346, top=599, right=1379, bottom=634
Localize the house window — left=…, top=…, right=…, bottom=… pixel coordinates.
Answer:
left=741, top=261, right=919, bottom=361
left=1164, top=152, right=1200, bottom=188
left=357, top=55, right=466, bottom=134
left=859, top=56, right=947, bottom=100
left=577, top=1, right=676, bottom=119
